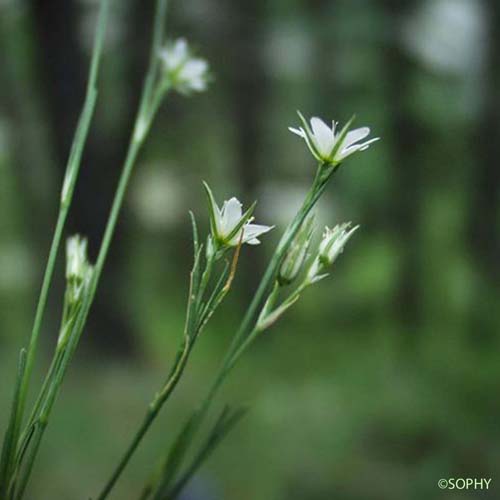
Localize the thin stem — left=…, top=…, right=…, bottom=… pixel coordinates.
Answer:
left=155, top=165, right=334, bottom=496
left=15, top=113, right=146, bottom=500
left=96, top=337, right=191, bottom=500
left=97, top=246, right=222, bottom=499
left=0, top=350, right=26, bottom=497
left=16, top=0, right=109, bottom=421
left=0, top=1, right=109, bottom=495
left=12, top=1, right=171, bottom=494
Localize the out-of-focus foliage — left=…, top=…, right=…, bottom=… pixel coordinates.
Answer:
left=1, top=0, right=499, bottom=498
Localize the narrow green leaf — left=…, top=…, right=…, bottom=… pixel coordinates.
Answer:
left=188, top=211, right=199, bottom=256
left=165, top=406, right=247, bottom=500
left=0, top=349, right=27, bottom=496
left=150, top=412, right=201, bottom=499
left=296, top=110, right=322, bottom=161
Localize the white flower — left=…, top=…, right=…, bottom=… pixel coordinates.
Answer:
left=204, top=182, right=273, bottom=247
left=65, top=235, right=93, bottom=306
left=66, top=235, right=89, bottom=282
left=318, top=223, right=359, bottom=264
left=159, top=38, right=209, bottom=93
left=289, top=112, right=379, bottom=164
left=307, top=223, right=359, bottom=282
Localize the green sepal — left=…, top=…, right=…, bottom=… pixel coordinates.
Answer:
left=327, top=114, right=355, bottom=163
left=202, top=181, right=220, bottom=239
left=297, top=110, right=322, bottom=162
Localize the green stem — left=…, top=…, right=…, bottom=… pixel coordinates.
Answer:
left=14, top=116, right=146, bottom=500
left=0, top=351, right=26, bottom=497
left=15, top=0, right=109, bottom=423
left=11, top=1, right=171, bottom=494
left=0, top=1, right=109, bottom=495
left=96, top=336, right=191, bottom=500
left=156, top=165, right=334, bottom=497
left=97, top=245, right=218, bottom=499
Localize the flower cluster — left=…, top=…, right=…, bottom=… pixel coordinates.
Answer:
left=289, top=112, right=378, bottom=165
left=159, top=38, right=210, bottom=94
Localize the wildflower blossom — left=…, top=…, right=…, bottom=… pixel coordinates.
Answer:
left=204, top=182, right=273, bottom=248
left=159, top=38, right=209, bottom=93
left=289, top=112, right=378, bottom=164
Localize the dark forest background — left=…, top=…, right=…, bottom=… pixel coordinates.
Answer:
left=1, top=0, right=499, bottom=498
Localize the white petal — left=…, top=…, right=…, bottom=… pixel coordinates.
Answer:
left=180, top=59, right=208, bottom=82
left=188, top=77, right=207, bottom=91
left=241, top=223, right=274, bottom=242
left=339, top=137, right=379, bottom=160
left=221, top=197, right=242, bottom=235
left=310, top=117, right=335, bottom=157
left=171, top=39, right=188, bottom=65
left=288, top=127, right=306, bottom=138
left=357, top=137, right=380, bottom=151
left=160, top=38, right=189, bottom=71
left=341, top=127, right=370, bottom=150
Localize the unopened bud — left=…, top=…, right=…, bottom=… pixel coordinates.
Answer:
left=278, top=215, right=315, bottom=286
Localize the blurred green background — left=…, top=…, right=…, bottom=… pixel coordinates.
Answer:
left=1, top=0, right=499, bottom=498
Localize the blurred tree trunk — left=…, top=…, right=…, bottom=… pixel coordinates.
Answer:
left=468, top=0, right=500, bottom=336
left=470, top=0, right=500, bottom=279
left=0, top=5, right=60, bottom=347
left=219, top=0, right=269, bottom=296
left=30, top=0, right=153, bottom=355
left=382, top=0, right=424, bottom=335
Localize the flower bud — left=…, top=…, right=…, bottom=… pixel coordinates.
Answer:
left=66, top=235, right=88, bottom=282
left=306, top=223, right=359, bottom=283
left=65, top=235, right=93, bottom=304
left=278, top=214, right=315, bottom=286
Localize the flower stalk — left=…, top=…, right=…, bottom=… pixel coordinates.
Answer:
left=5, top=0, right=198, bottom=496
left=95, top=192, right=250, bottom=499
left=1, top=0, right=379, bottom=492
left=0, top=2, right=110, bottom=497
left=148, top=120, right=372, bottom=496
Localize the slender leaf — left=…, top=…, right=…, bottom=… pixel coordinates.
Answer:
left=0, top=349, right=26, bottom=496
